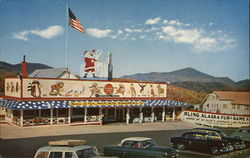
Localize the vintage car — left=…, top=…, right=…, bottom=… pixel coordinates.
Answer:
left=34, top=140, right=117, bottom=158
left=192, top=128, right=246, bottom=150
left=170, top=131, right=233, bottom=155
left=231, top=127, right=250, bottom=147
left=103, top=137, right=179, bottom=158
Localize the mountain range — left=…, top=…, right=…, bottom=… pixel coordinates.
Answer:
left=121, top=67, right=250, bottom=93
left=121, top=67, right=235, bottom=85
left=0, top=61, right=52, bottom=75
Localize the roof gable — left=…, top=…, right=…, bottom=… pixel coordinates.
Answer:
left=29, top=68, right=77, bottom=79
left=214, top=91, right=250, bottom=105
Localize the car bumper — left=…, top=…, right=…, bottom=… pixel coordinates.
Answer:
left=220, top=145, right=234, bottom=153
left=233, top=144, right=245, bottom=150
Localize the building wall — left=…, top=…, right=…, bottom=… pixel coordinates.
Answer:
left=202, top=92, right=250, bottom=115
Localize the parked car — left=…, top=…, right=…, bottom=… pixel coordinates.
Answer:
left=103, top=137, right=179, bottom=158
left=170, top=131, right=233, bottom=155
left=192, top=128, right=246, bottom=150
left=231, top=127, right=250, bottom=147
left=34, top=140, right=117, bottom=158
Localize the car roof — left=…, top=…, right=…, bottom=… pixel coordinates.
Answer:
left=184, top=131, right=208, bottom=135
left=192, top=128, right=221, bottom=132
left=36, top=145, right=91, bottom=152
left=121, top=137, right=152, bottom=143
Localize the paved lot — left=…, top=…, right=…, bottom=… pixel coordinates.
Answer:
left=0, top=120, right=201, bottom=139
left=0, top=121, right=250, bottom=158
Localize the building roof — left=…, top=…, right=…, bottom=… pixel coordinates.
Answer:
left=0, top=99, right=190, bottom=110
left=29, top=68, right=78, bottom=79
left=214, top=91, right=250, bottom=105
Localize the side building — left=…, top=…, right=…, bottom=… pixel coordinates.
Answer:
left=200, top=91, right=250, bottom=115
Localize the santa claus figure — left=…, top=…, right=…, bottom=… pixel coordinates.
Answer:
left=83, top=49, right=97, bottom=78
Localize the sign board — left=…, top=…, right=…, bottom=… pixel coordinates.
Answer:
left=69, top=101, right=144, bottom=106
left=181, top=109, right=250, bottom=128
left=17, top=78, right=167, bottom=99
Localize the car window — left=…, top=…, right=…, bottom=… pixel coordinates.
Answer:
left=36, top=151, right=49, bottom=158
left=65, top=152, right=74, bottom=158
left=76, top=148, right=97, bottom=158
left=209, top=132, right=219, bottom=137
left=194, top=134, right=206, bottom=140
left=183, top=133, right=194, bottom=139
left=122, top=141, right=134, bottom=147
left=239, top=129, right=249, bottom=133
left=49, top=152, right=63, bottom=158
left=131, top=141, right=141, bottom=148
left=141, top=140, right=156, bottom=148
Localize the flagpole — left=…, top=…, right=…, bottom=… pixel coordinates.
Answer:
left=66, top=3, right=69, bottom=78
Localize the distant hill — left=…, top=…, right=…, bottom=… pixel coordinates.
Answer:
left=0, top=61, right=53, bottom=96
left=121, top=67, right=235, bottom=85
left=235, top=79, right=250, bottom=91
left=0, top=61, right=53, bottom=75
left=121, top=67, right=250, bottom=93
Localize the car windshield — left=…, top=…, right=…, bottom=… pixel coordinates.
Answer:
left=141, top=139, right=157, bottom=148
left=218, top=131, right=228, bottom=137
left=76, top=148, right=97, bottom=158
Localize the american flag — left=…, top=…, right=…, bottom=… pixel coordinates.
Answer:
left=68, top=8, right=84, bottom=33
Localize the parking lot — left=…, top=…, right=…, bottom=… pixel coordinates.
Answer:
left=0, top=121, right=249, bottom=158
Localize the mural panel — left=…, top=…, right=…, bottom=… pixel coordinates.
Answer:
left=22, top=78, right=167, bottom=99
left=5, top=78, right=21, bottom=98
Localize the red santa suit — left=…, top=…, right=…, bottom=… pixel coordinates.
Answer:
left=84, top=55, right=96, bottom=72
left=83, top=50, right=97, bottom=77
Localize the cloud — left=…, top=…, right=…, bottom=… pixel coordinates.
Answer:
left=30, top=25, right=64, bottom=39
left=80, top=17, right=235, bottom=53
left=86, top=28, right=111, bottom=38
left=12, top=25, right=64, bottom=41
left=162, top=26, right=202, bottom=43
left=125, top=28, right=143, bottom=33
left=12, top=30, right=30, bottom=41
left=160, top=25, right=235, bottom=53
left=145, top=17, right=161, bottom=25
left=163, top=20, right=183, bottom=26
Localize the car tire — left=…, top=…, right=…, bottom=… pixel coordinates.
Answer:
left=210, top=146, right=221, bottom=155
left=176, top=143, right=185, bottom=150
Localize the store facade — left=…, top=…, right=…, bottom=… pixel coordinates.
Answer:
left=0, top=77, right=190, bottom=127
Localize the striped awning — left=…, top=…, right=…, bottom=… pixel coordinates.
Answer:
left=0, top=99, right=191, bottom=110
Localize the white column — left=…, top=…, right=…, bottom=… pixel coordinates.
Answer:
left=50, top=108, right=53, bottom=125
left=39, top=109, right=41, bottom=118
left=20, top=110, right=23, bottom=127
left=84, top=107, right=87, bottom=122
left=162, top=106, right=166, bottom=122
left=151, top=107, right=154, bottom=122
left=99, top=107, right=103, bottom=125
left=123, top=109, right=125, bottom=121
left=139, top=107, right=143, bottom=123
left=114, top=107, right=117, bottom=120
left=10, top=109, right=14, bottom=120
left=56, top=109, right=59, bottom=123
left=126, top=108, right=130, bottom=124
left=68, top=108, right=71, bottom=124
left=172, top=108, right=176, bottom=121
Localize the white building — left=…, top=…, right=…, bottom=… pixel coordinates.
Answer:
left=29, top=68, right=78, bottom=79
left=201, top=91, right=250, bottom=115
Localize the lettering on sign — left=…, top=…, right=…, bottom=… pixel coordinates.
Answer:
left=181, top=110, right=250, bottom=128
left=69, top=101, right=144, bottom=106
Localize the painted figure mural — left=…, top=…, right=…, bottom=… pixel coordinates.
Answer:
left=27, top=81, right=42, bottom=98
left=49, top=82, right=64, bottom=96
